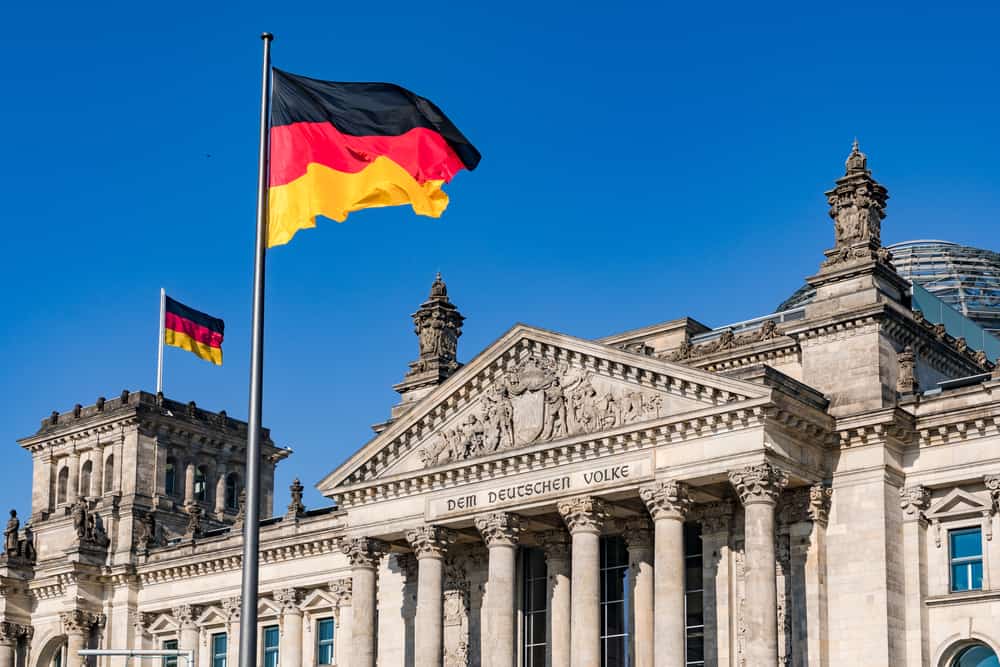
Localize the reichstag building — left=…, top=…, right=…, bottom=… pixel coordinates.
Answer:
left=3, top=143, right=1000, bottom=667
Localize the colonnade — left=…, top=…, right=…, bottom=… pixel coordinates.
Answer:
left=343, top=462, right=792, bottom=667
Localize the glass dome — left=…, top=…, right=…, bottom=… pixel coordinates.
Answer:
left=778, top=240, right=1000, bottom=332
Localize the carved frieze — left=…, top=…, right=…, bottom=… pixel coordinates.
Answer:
left=729, top=464, right=788, bottom=506
left=640, top=481, right=691, bottom=520
left=664, top=319, right=783, bottom=362
left=474, top=512, right=521, bottom=547
left=558, top=496, right=609, bottom=534
left=420, top=355, right=666, bottom=466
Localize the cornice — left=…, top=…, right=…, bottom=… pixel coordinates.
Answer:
left=834, top=408, right=916, bottom=449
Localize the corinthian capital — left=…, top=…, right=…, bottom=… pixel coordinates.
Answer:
left=639, top=481, right=691, bottom=520
left=0, top=622, right=31, bottom=643
left=273, top=588, right=302, bottom=615
left=729, top=463, right=788, bottom=506
left=60, top=610, right=104, bottom=637
left=171, top=604, right=202, bottom=629
left=329, top=578, right=353, bottom=607
left=558, top=496, right=609, bottom=534
left=406, top=525, right=454, bottom=560
left=339, top=536, right=388, bottom=569
left=474, top=512, right=522, bottom=547
left=808, top=484, right=834, bottom=526
left=221, top=597, right=241, bottom=623
left=985, top=475, right=1000, bottom=509
left=899, top=485, right=931, bottom=517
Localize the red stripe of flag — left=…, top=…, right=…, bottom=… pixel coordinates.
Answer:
left=165, top=312, right=223, bottom=349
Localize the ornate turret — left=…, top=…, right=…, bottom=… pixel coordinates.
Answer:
left=821, top=140, right=892, bottom=268
left=382, top=274, right=465, bottom=427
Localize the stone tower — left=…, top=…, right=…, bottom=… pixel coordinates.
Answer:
left=388, top=274, right=466, bottom=423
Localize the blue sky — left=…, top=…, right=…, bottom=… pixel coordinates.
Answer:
left=2, top=1, right=998, bottom=511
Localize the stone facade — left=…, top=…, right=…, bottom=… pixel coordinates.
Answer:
left=3, top=144, right=1000, bottom=667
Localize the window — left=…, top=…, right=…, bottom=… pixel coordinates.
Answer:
left=599, top=536, right=629, bottom=667
left=52, top=643, right=64, bottom=667
left=225, top=473, right=240, bottom=512
left=684, top=523, right=704, bottom=667
left=522, top=548, right=547, bottom=667
left=57, top=467, right=69, bottom=504
left=103, top=455, right=114, bottom=494
left=165, top=459, right=177, bottom=496
left=194, top=466, right=208, bottom=502
left=211, top=633, right=227, bottom=667
left=263, top=625, right=279, bottom=667
left=316, top=618, right=335, bottom=665
left=952, top=644, right=1000, bottom=666
left=80, top=461, right=93, bottom=498
left=949, top=527, right=984, bottom=592
left=162, top=639, right=178, bottom=667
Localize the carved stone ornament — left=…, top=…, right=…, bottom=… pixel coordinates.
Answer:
left=729, top=464, right=789, bottom=506
left=639, top=481, right=692, bottom=520
left=0, top=622, right=32, bottom=642
left=70, top=499, right=110, bottom=548
left=899, top=485, right=931, bottom=517
left=807, top=484, right=834, bottom=526
left=221, top=597, right=241, bottom=622
left=329, top=578, right=353, bottom=606
left=700, top=500, right=734, bottom=534
left=183, top=503, right=203, bottom=539
left=558, top=496, right=609, bottom=534
left=134, top=510, right=158, bottom=553
left=444, top=640, right=470, bottom=667
left=60, top=610, right=105, bottom=636
left=273, top=588, right=302, bottom=615
left=171, top=604, right=202, bottom=629
left=420, top=355, right=666, bottom=467
left=664, top=319, right=782, bottom=362
left=474, top=512, right=522, bottom=547
left=406, top=525, right=454, bottom=559
left=339, top=537, right=388, bottom=569
left=286, top=478, right=306, bottom=518
left=896, top=346, right=919, bottom=395
left=408, top=273, right=465, bottom=378
left=538, top=529, right=571, bottom=561
left=986, top=475, right=1000, bottom=510
left=821, top=140, right=890, bottom=269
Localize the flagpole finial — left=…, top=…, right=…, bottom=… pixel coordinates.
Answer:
left=261, top=32, right=273, bottom=41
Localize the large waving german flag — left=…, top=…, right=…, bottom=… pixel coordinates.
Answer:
left=164, top=296, right=225, bottom=365
left=268, top=68, right=481, bottom=247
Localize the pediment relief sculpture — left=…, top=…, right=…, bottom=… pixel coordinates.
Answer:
left=420, top=355, right=681, bottom=467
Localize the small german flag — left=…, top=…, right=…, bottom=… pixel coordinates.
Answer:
left=164, top=296, right=225, bottom=365
left=267, top=68, right=481, bottom=247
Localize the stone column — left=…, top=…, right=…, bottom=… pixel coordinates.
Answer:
left=729, top=463, right=788, bottom=667
left=91, top=448, right=104, bottom=498
left=67, top=449, right=81, bottom=505
left=61, top=611, right=100, bottom=667
left=558, top=496, right=608, bottom=667
left=172, top=605, right=201, bottom=667
left=699, top=501, right=734, bottom=667
left=221, top=598, right=240, bottom=667
left=214, top=469, right=227, bottom=516
left=184, top=461, right=196, bottom=505
left=330, top=580, right=353, bottom=667
left=540, top=530, right=572, bottom=667
left=474, top=512, right=521, bottom=667
left=0, top=623, right=26, bottom=667
left=640, top=481, right=691, bottom=667
left=274, top=589, right=303, bottom=667
left=899, top=485, right=930, bottom=667
left=340, top=537, right=386, bottom=667
left=623, top=518, right=654, bottom=667
left=406, top=526, right=453, bottom=666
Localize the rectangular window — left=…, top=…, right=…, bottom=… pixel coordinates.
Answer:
left=684, top=523, right=705, bottom=667
left=950, top=527, right=984, bottom=592
left=600, top=536, right=630, bottom=667
left=316, top=618, right=335, bottom=665
left=522, top=548, right=548, bottom=667
left=211, top=633, right=227, bottom=667
left=162, top=639, right=178, bottom=667
left=263, top=626, right=280, bottom=667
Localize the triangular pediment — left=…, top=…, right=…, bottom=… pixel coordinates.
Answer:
left=195, top=606, right=226, bottom=627
left=300, top=589, right=335, bottom=611
left=318, top=324, right=771, bottom=494
left=926, top=488, right=993, bottom=521
left=148, top=614, right=177, bottom=633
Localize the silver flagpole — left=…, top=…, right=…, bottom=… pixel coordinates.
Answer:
left=156, top=287, right=166, bottom=394
left=238, top=31, right=272, bottom=667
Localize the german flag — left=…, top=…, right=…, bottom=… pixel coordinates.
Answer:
left=267, top=68, right=481, bottom=247
left=164, top=297, right=225, bottom=365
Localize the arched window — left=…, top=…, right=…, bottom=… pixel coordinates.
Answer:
left=103, top=455, right=114, bottom=494
left=165, top=458, right=177, bottom=496
left=57, top=467, right=69, bottom=504
left=194, top=466, right=208, bottom=502
left=952, top=644, right=1000, bottom=667
left=80, top=460, right=93, bottom=498
left=225, top=473, right=241, bottom=511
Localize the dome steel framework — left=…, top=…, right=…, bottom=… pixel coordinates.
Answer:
left=779, top=240, right=1000, bottom=332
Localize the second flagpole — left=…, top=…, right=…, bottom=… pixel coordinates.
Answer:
left=238, top=31, right=273, bottom=667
